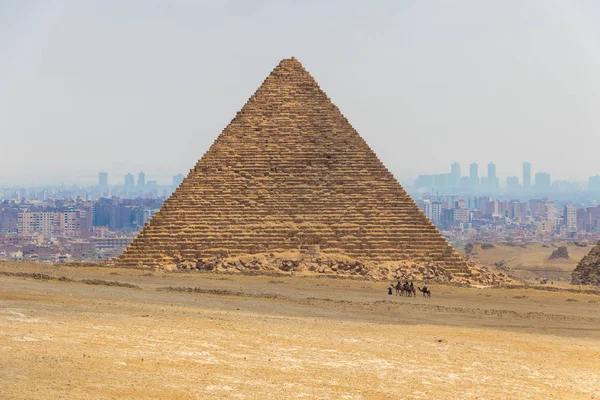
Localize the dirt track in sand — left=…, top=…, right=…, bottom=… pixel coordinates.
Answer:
left=1, top=262, right=599, bottom=399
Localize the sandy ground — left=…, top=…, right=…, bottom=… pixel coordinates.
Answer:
left=456, top=241, right=592, bottom=282
left=1, top=262, right=599, bottom=399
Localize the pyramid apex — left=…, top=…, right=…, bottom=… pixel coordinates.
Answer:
left=277, top=57, right=303, bottom=67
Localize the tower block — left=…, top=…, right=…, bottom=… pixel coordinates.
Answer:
left=117, top=58, right=468, bottom=276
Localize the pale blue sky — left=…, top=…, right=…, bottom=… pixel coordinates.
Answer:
left=1, top=0, right=599, bottom=185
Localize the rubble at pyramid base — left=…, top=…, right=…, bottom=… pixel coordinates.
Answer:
left=113, top=250, right=511, bottom=286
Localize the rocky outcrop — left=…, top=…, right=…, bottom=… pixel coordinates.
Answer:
left=117, top=57, right=468, bottom=275
left=572, top=242, right=600, bottom=285
left=549, top=246, right=569, bottom=260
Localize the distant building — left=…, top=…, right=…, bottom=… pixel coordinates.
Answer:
left=486, top=163, right=499, bottom=191
left=17, top=211, right=58, bottom=236
left=172, top=174, right=185, bottom=187
left=453, top=208, right=470, bottom=223
left=146, top=180, right=158, bottom=189
left=59, top=209, right=81, bottom=236
left=124, top=173, right=135, bottom=189
left=506, top=176, right=520, bottom=191
left=138, top=172, right=146, bottom=188
left=536, top=220, right=555, bottom=234
left=421, top=200, right=433, bottom=220
left=523, top=162, right=531, bottom=188
left=92, top=237, right=133, bottom=251
left=450, top=162, right=461, bottom=188
left=459, top=176, right=471, bottom=190
left=415, top=175, right=434, bottom=189
left=589, top=175, right=600, bottom=191
left=433, top=174, right=449, bottom=190
left=564, top=205, right=577, bottom=234
left=98, top=172, right=108, bottom=188
left=509, top=201, right=528, bottom=222
left=469, top=163, right=479, bottom=189
left=431, top=202, right=443, bottom=224
left=535, top=172, right=551, bottom=191
left=485, top=200, right=500, bottom=217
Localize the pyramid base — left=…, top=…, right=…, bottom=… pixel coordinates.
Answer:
left=113, top=251, right=511, bottom=286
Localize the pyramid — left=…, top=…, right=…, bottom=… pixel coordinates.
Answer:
left=117, top=57, right=467, bottom=274
left=572, top=242, right=600, bottom=285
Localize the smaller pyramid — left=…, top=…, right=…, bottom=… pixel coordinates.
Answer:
left=572, top=242, right=600, bottom=285
left=117, top=57, right=469, bottom=277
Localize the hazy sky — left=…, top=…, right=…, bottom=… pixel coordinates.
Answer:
left=1, top=0, right=599, bottom=186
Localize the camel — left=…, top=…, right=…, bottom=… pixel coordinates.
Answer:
left=418, top=286, right=431, bottom=298
left=402, top=284, right=416, bottom=297
left=394, top=282, right=402, bottom=296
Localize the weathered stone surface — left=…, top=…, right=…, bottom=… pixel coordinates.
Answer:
left=572, top=241, right=600, bottom=285
left=549, top=246, right=569, bottom=260
left=117, top=57, right=468, bottom=275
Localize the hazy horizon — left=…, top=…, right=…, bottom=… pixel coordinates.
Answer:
left=2, top=1, right=600, bottom=186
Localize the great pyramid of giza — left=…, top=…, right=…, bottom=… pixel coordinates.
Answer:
left=572, top=242, right=600, bottom=285
left=117, top=57, right=468, bottom=276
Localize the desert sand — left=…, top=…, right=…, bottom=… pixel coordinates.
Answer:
left=457, top=241, right=592, bottom=282
left=1, top=262, right=599, bottom=399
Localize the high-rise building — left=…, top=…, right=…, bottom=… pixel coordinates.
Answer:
left=564, top=205, right=577, bottom=233
left=124, top=173, right=135, bottom=189
left=469, top=163, right=479, bottom=189
left=486, top=162, right=499, bottom=191
left=487, top=163, right=496, bottom=179
left=137, top=172, right=146, bottom=188
left=421, top=200, right=442, bottom=224
left=59, top=209, right=81, bottom=236
left=589, top=175, right=600, bottom=191
left=431, top=201, right=443, bottom=224
left=535, top=172, right=551, bottom=191
left=450, top=162, right=461, bottom=188
left=523, top=162, right=531, bottom=188
left=421, top=200, right=432, bottom=220
left=172, top=173, right=185, bottom=187
left=98, top=172, right=108, bottom=188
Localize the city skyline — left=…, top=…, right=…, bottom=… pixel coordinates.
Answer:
left=2, top=2, right=600, bottom=185
left=415, top=160, right=600, bottom=193
left=2, top=160, right=600, bottom=189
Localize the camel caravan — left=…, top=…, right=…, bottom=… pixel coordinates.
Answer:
left=387, top=281, right=431, bottom=298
